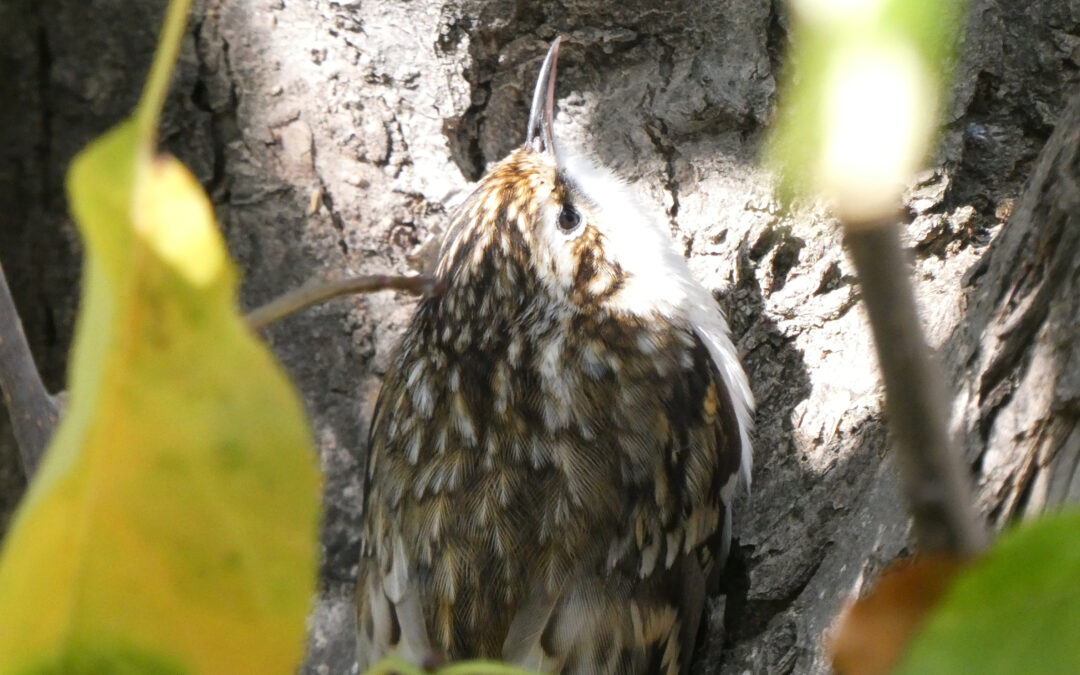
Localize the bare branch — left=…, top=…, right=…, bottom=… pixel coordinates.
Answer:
left=0, top=259, right=60, bottom=476
left=845, top=223, right=987, bottom=556
left=245, top=274, right=440, bottom=332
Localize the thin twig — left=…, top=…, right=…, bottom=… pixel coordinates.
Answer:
left=245, top=274, right=440, bottom=332
left=0, top=259, right=60, bottom=476
left=845, top=222, right=987, bottom=556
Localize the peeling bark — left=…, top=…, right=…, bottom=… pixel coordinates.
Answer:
left=949, top=88, right=1080, bottom=524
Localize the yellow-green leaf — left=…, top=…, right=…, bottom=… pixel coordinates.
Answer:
left=0, top=2, right=321, bottom=672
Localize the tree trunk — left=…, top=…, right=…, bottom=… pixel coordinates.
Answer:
left=1, top=1, right=1078, bottom=672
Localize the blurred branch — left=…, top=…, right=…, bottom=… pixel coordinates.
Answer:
left=0, top=269, right=439, bottom=475
left=0, top=260, right=60, bottom=476
left=245, top=274, right=440, bottom=332
left=845, top=223, right=986, bottom=556
left=768, top=0, right=981, bottom=558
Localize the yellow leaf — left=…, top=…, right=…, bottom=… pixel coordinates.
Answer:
left=0, top=3, right=321, bottom=670
left=133, top=156, right=226, bottom=287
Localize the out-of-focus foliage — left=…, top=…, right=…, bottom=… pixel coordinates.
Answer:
left=897, top=509, right=1080, bottom=674
left=830, top=556, right=968, bottom=675
left=364, top=656, right=543, bottom=675
left=772, top=2, right=1080, bottom=674
left=0, top=1, right=321, bottom=672
left=768, top=0, right=966, bottom=223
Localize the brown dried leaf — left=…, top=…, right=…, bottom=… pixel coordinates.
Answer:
left=828, top=555, right=969, bottom=675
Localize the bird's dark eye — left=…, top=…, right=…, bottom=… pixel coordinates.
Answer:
left=558, top=203, right=581, bottom=232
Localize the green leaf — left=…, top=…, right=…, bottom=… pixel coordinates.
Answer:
left=0, top=1, right=321, bottom=673
left=897, top=509, right=1080, bottom=674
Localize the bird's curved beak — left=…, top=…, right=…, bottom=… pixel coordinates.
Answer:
left=525, top=37, right=561, bottom=157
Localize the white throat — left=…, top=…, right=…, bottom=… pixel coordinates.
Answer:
left=559, top=148, right=756, bottom=489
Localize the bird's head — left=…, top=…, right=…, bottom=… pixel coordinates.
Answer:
left=436, top=38, right=699, bottom=322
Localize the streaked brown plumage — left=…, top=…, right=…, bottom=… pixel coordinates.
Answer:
left=356, top=38, right=753, bottom=674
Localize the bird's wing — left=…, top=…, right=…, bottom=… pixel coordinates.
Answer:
left=355, top=337, right=441, bottom=670
left=502, top=330, right=744, bottom=675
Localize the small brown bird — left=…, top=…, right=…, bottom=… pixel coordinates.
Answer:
left=356, top=38, right=753, bottom=674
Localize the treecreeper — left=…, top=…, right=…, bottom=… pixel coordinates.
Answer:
left=356, top=38, right=754, bottom=674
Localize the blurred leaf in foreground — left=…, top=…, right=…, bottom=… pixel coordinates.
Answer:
left=768, top=0, right=966, bottom=223
left=829, top=555, right=967, bottom=675
left=0, top=1, right=321, bottom=672
left=363, top=655, right=544, bottom=675
left=897, top=508, right=1080, bottom=674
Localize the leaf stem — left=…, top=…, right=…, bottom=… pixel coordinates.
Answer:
left=135, top=0, right=194, bottom=146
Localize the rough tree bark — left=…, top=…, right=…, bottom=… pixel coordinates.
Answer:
left=1, top=1, right=1079, bottom=673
